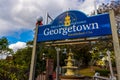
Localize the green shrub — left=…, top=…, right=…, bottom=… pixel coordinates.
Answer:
left=95, top=69, right=110, bottom=76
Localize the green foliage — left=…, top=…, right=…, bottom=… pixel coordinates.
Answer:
left=13, top=47, right=32, bottom=66
left=89, top=37, right=115, bottom=66
left=0, top=37, right=8, bottom=50
left=73, top=44, right=92, bottom=67
left=0, top=36, right=117, bottom=79
left=0, top=37, right=13, bottom=55
left=95, top=69, right=110, bottom=76
left=26, top=41, right=33, bottom=47
left=0, top=43, right=32, bottom=80
left=12, top=47, right=32, bottom=79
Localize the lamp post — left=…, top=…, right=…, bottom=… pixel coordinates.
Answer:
left=55, top=47, right=67, bottom=80
left=106, top=50, right=116, bottom=80
left=55, top=47, right=60, bottom=80
left=29, top=16, right=43, bottom=80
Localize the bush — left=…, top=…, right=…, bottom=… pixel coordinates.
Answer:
left=95, top=69, right=110, bottom=76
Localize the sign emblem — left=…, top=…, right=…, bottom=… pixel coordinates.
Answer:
left=64, top=13, right=71, bottom=26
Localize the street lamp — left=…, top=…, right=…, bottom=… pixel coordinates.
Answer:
left=55, top=47, right=60, bottom=80
left=106, top=50, right=116, bottom=80
left=55, top=47, right=67, bottom=80
left=29, top=16, right=43, bottom=80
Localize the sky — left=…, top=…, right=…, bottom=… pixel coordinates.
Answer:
left=0, top=0, right=111, bottom=52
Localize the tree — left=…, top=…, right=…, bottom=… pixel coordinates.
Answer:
left=91, top=1, right=120, bottom=30
left=0, top=37, right=15, bottom=79
left=91, top=1, right=120, bottom=32
left=0, top=37, right=13, bottom=58
left=89, top=1, right=120, bottom=67
left=91, top=1, right=120, bottom=16
left=71, top=44, right=91, bottom=67
left=0, top=38, right=32, bottom=80
left=12, top=46, right=32, bottom=80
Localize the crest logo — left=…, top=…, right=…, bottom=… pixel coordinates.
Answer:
left=64, top=13, right=71, bottom=26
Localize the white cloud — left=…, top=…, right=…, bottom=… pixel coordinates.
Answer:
left=0, top=0, right=108, bottom=37
left=9, top=41, right=26, bottom=52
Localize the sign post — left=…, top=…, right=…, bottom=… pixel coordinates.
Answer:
left=109, top=9, right=120, bottom=80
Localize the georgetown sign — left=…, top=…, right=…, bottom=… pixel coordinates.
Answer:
left=37, top=10, right=111, bottom=42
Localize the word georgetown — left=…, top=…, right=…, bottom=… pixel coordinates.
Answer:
left=43, top=22, right=99, bottom=36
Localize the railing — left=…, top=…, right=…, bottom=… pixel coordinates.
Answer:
left=93, top=76, right=109, bottom=80
left=93, top=72, right=116, bottom=80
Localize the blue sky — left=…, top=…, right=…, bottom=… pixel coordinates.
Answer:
left=6, top=30, right=33, bottom=44
left=0, top=0, right=111, bottom=51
